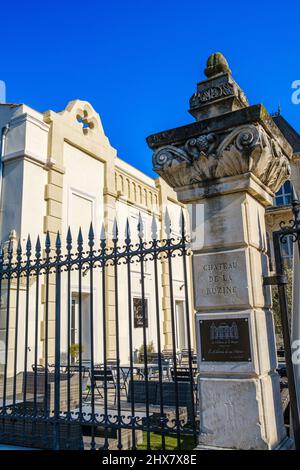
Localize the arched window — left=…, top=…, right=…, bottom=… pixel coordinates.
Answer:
left=275, top=181, right=291, bottom=206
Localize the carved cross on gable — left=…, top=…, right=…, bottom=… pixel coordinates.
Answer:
left=76, top=109, right=95, bottom=135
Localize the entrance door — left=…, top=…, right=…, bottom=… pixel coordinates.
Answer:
left=175, top=300, right=187, bottom=350
left=71, top=294, right=91, bottom=362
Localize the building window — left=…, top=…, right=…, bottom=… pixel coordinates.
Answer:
left=280, top=235, right=293, bottom=268
left=133, top=297, right=148, bottom=328
left=275, top=181, right=291, bottom=206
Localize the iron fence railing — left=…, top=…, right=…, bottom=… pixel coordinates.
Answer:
left=0, top=211, right=198, bottom=450
left=271, top=185, right=300, bottom=449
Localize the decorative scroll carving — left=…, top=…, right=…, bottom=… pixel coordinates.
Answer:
left=215, top=125, right=262, bottom=178
left=152, top=124, right=291, bottom=192
left=152, top=145, right=192, bottom=171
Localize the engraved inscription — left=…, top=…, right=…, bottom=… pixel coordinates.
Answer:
left=202, top=260, right=238, bottom=297
left=193, top=251, right=250, bottom=309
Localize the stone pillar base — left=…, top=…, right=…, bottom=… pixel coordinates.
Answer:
left=197, top=372, right=285, bottom=450
left=195, top=436, right=294, bottom=450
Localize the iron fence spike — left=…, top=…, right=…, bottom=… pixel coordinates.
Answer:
left=164, top=207, right=171, bottom=238
left=88, top=222, right=94, bottom=240
left=67, top=226, right=72, bottom=242
left=180, top=208, right=186, bottom=238
left=45, top=231, right=51, bottom=250
left=138, top=212, right=144, bottom=239
left=100, top=222, right=106, bottom=241
left=26, top=234, right=32, bottom=254
left=125, top=218, right=131, bottom=241
left=151, top=214, right=158, bottom=240
left=35, top=235, right=41, bottom=256
left=77, top=227, right=83, bottom=246
left=112, top=218, right=118, bottom=241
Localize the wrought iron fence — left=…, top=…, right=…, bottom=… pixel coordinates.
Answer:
left=0, top=212, right=198, bottom=450
left=271, top=186, right=300, bottom=449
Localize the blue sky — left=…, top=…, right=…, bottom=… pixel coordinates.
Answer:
left=1, top=0, right=300, bottom=177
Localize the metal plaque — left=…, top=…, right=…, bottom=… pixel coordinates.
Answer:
left=199, top=317, right=251, bottom=362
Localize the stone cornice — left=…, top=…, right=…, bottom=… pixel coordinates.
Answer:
left=147, top=104, right=292, bottom=157
left=151, top=120, right=292, bottom=194
left=2, top=150, right=47, bottom=167
left=177, top=172, right=274, bottom=206
left=10, top=112, right=50, bottom=132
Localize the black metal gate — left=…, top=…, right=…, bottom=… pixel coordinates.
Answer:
left=271, top=186, right=300, bottom=449
left=0, top=212, right=198, bottom=450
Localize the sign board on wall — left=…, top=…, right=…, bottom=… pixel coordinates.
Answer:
left=199, top=317, right=252, bottom=362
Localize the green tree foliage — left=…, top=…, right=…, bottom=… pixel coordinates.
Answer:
left=138, top=340, right=155, bottom=363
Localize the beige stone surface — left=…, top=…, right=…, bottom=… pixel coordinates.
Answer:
left=47, top=200, right=62, bottom=219
left=45, top=183, right=63, bottom=203
left=193, top=250, right=251, bottom=310
left=147, top=53, right=292, bottom=450
left=198, top=375, right=285, bottom=449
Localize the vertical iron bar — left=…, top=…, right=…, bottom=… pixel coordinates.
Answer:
left=290, top=185, right=300, bottom=418
left=44, top=233, right=50, bottom=420
left=167, top=241, right=181, bottom=449
left=66, top=228, right=72, bottom=448
left=273, top=231, right=300, bottom=449
left=181, top=212, right=197, bottom=445
left=43, top=233, right=50, bottom=448
left=77, top=229, right=83, bottom=422
left=153, top=235, right=165, bottom=449
left=66, top=268, right=71, bottom=415
left=125, top=223, right=136, bottom=450
left=33, top=237, right=41, bottom=417
left=53, top=232, right=61, bottom=450
left=3, top=241, right=12, bottom=412
left=101, top=234, right=109, bottom=449
left=139, top=228, right=150, bottom=450
left=113, top=229, right=122, bottom=449
left=88, top=224, right=95, bottom=450
left=12, top=242, right=21, bottom=409
left=23, top=237, right=31, bottom=423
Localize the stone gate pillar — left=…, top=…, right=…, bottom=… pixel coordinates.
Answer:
left=146, top=53, right=293, bottom=449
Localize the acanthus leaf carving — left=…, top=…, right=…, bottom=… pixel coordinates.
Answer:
left=152, top=124, right=291, bottom=193
left=191, top=153, right=219, bottom=182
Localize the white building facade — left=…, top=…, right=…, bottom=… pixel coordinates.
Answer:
left=0, top=100, right=194, bottom=372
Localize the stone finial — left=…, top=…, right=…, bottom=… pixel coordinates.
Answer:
left=189, top=53, right=248, bottom=121
left=147, top=55, right=293, bottom=202
left=204, top=52, right=231, bottom=78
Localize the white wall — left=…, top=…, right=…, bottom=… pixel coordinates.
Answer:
left=60, top=142, right=105, bottom=363
left=0, top=105, right=50, bottom=373
left=115, top=199, right=164, bottom=361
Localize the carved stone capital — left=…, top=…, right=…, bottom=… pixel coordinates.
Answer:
left=152, top=124, right=291, bottom=193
